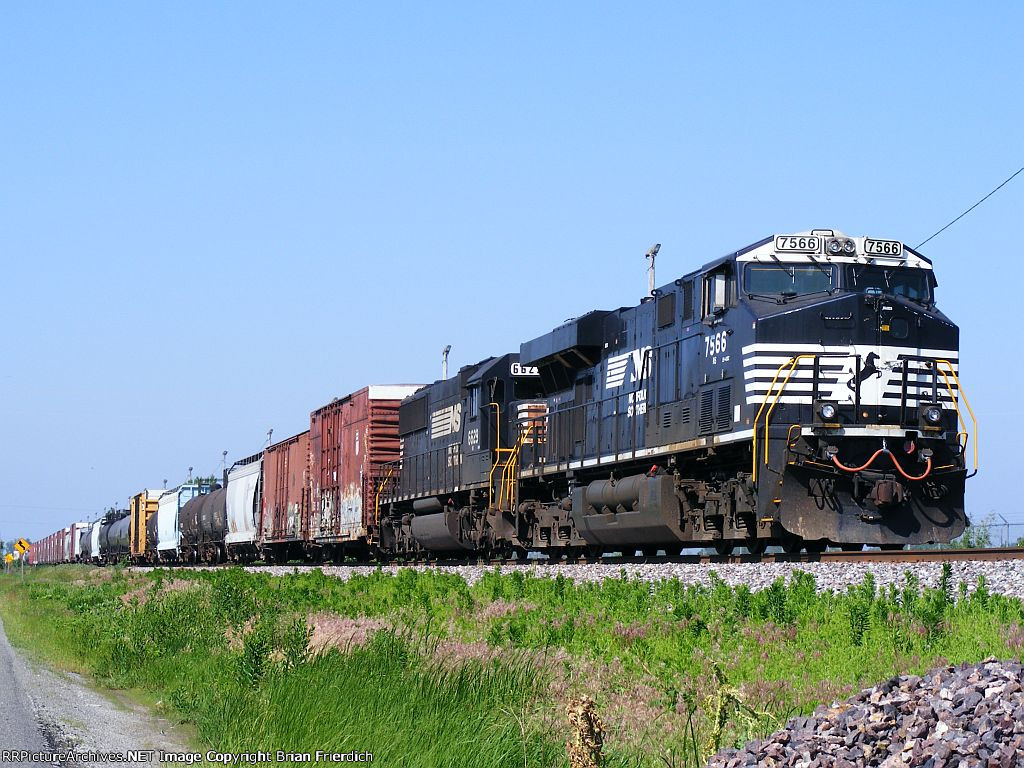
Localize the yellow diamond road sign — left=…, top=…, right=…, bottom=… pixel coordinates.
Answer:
left=4, top=554, right=12, bottom=564
left=14, top=538, right=29, bottom=555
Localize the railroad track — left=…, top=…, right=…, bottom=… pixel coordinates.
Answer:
left=581, top=546, right=1024, bottom=566
left=137, top=546, right=1024, bottom=569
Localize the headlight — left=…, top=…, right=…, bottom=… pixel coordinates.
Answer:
left=923, top=405, right=942, bottom=424
left=827, top=239, right=842, bottom=255
left=819, top=403, right=837, bottom=420
left=843, top=239, right=856, bottom=254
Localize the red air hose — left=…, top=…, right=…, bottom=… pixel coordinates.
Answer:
left=831, top=449, right=932, bottom=481
left=831, top=448, right=888, bottom=473
left=888, top=453, right=933, bottom=481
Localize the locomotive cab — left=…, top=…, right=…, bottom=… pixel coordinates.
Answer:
left=735, top=231, right=969, bottom=548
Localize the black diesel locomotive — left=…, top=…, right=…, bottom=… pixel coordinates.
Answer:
left=379, top=230, right=973, bottom=555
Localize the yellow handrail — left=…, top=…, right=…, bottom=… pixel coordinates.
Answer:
left=785, top=423, right=803, bottom=452
left=763, top=354, right=820, bottom=466
left=936, top=360, right=978, bottom=473
left=750, top=354, right=978, bottom=485
left=373, top=465, right=395, bottom=527
left=751, top=354, right=817, bottom=484
left=486, top=402, right=510, bottom=509
left=500, top=423, right=534, bottom=509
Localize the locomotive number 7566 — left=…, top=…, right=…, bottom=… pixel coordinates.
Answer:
left=705, top=331, right=728, bottom=357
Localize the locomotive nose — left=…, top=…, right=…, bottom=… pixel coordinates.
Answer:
left=861, top=290, right=914, bottom=342
left=769, top=290, right=929, bottom=352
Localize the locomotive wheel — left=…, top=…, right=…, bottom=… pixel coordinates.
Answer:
left=745, top=538, right=768, bottom=556
left=585, top=546, right=603, bottom=560
left=713, top=540, right=734, bottom=556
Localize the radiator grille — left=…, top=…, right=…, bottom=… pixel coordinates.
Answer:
left=716, top=384, right=732, bottom=431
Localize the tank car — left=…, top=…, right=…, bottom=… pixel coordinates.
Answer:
left=179, top=485, right=227, bottom=563
left=98, top=509, right=131, bottom=563
left=381, top=230, right=972, bottom=555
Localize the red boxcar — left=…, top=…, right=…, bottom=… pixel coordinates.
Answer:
left=260, top=430, right=311, bottom=563
left=309, top=385, right=421, bottom=557
left=33, top=528, right=65, bottom=564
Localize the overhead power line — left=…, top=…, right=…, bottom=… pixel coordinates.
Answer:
left=916, top=165, right=1024, bottom=249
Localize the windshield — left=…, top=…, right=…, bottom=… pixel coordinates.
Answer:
left=745, top=263, right=834, bottom=296
left=845, top=265, right=931, bottom=302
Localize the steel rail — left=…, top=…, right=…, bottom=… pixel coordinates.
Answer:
left=123, top=546, right=1024, bottom=570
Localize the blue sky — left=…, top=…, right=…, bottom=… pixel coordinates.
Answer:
left=1, top=2, right=1020, bottom=539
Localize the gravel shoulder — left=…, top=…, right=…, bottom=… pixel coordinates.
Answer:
left=0, top=616, right=193, bottom=766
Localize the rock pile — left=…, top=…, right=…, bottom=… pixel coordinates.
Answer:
left=708, top=658, right=1024, bottom=767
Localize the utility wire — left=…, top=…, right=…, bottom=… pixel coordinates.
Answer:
left=916, top=165, right=1024, bottom=249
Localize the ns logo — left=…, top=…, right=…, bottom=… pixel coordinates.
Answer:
left=605, top=346, right=652, bottom=389
left=430, top=403, right=462, bottom=440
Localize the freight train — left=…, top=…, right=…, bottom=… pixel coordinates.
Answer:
left=31, top=230, right=976, bottom=565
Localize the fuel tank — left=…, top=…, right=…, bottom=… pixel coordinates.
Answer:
left=410, top=512, right=474, bottom=552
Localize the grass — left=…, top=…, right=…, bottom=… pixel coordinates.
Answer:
left=1, top=563, right=1022, bottom=767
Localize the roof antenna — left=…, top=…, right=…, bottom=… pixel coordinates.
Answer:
left=646, top=244, right=661, bottom=297
left=442, top=345, right=451, bottom=379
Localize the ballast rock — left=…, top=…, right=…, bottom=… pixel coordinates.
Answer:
left=708, top=658, right=1024, bottom=767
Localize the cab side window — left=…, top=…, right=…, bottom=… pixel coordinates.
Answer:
left=701, top=267, right=731, bottom=321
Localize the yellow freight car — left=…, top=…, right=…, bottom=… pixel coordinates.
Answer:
left=130, top=490, right=162, bottom=560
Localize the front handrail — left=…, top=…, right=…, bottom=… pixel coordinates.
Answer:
left=936, top=359, right=978, bottom=474
left=751, top=354, right=817, bottom=484
left=752, top=353, right=976, bottom=486
left=763, top=353, right=858, bottom=468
